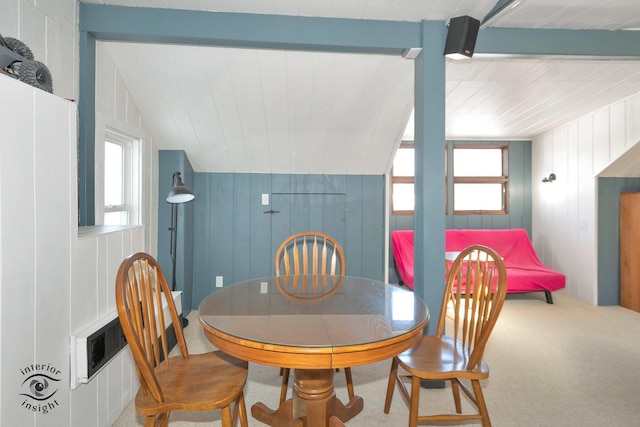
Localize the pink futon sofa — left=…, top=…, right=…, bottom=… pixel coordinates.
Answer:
left=391, top=229, right=565, bottom=303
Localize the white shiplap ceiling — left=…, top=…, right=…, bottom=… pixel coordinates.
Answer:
left=83, top=0, right=640, bottom=175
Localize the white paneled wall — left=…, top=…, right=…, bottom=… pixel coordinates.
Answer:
left=1, top=1, right=158, bottom=425
left=70, top=229, right=144, bottom=427
left=533, top=91, right=640, bottom=305
left=94, top=40, right=157, bottom=244
left=0, top=75, right=149, bottom=427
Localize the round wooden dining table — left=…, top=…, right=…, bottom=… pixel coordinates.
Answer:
left=199, top=275, right=429, bottom=427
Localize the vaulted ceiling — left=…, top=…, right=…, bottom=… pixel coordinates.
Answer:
left=81, top=0, right=640, bottom=175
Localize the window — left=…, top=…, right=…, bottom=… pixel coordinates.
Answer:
left=452, top=145, right=508, bottom=214
left=391, top=145, right=414, bottom=215
left=103, top=129, right=140, bottom=225
left=390, top=144, right=509, bottom=215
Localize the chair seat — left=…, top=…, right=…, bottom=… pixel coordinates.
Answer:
left=396, top=335, right=489, bottom=380
left=135, top=350, right=248, bottom=416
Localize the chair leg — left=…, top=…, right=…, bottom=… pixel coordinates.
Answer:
left=409, top=375, right=421, bottom=427
left=384, top=358, right=399, bottom=413
left=233, top=393, right=249, bottom=427
left=221, top=405, right=233, bottom=427
left=451, top=378, right=462, bottom=413
left=472, top=380, right=491, bottom=427
left=145, top=413, right=169, bottom=427
left=280, top=368, right=290, bottom=404
left=344, top=367, right=355, bottom=401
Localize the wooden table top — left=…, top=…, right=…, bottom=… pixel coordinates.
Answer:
left=198, top=275, right=429, bottom=370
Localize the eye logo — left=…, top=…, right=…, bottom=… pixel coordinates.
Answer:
left=19, top=363, right=62, bottom=414
left=20, top=374, right=59, bottom=400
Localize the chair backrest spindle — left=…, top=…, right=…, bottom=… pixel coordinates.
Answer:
left=275, top=232, right=346, bottom=278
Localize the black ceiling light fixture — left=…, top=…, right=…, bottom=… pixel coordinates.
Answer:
left=444, top=16, right=480, bottom=59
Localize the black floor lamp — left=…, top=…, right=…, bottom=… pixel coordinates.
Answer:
left=167, top=171, right=195, bottom=327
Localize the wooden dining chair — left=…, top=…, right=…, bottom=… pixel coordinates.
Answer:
left=116, top=252, right=248, bottom=427
left=384, top=245, right=507, bottom=427
left=274, top=231, right=346, bottom=277
left=274, top=231, right=353, bottom=405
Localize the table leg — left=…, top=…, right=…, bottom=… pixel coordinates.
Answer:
left=251, top=368, right=363, bottom=427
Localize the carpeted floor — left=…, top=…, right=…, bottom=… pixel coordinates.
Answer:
left=112, top=292, right=640, bottom=426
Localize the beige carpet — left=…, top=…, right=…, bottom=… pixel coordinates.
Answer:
left=113, top=292, right=640, bottom=426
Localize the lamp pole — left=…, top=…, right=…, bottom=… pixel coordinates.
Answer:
left=169, top=202, right=179, bottom=291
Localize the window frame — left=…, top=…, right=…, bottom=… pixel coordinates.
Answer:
left=95, top=122, right=142, bottom=226
left=451, top=144, right=509, bottom=215
left=391, top=144, right=415, bottom=216
left=390, top=143, right=509, bottom=216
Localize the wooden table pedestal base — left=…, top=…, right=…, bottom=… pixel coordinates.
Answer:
left=251, top=369, right=364, bottom=427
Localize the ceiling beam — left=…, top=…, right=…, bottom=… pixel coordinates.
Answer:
left=476, top=27, right=640, bottom=58
left=79, top=4, right=423, bottom=55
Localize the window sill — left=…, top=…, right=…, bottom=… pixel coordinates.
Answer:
left=78, top=225, right=141, bottom=239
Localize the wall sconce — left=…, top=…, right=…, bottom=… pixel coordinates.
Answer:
left=542, top=173, right=556, bottom=183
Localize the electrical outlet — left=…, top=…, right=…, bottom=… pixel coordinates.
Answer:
left=215, top=276, right=223, bottom=287
left=260, top=281, right=268, bottom=294
left=261, top=193, right=269, bottom=205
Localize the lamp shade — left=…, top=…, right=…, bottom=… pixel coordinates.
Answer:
left=166, top=172, right=195, bottom=203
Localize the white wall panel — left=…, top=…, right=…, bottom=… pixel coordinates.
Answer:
left=121, top=348, right=137, bottom=408
left=96, top=234, right=110, bottom=315
left=44, top=11, right=77, bottom=101
left=131, top=226, right=145, bottom=254
left=576, top=116, right=597, bottom=303
left=71, top=237, right=99, bottom=329
left=1, top=1, right=153, bottom=425
left=0, top=73, right=38, bottom=427
left=33, top=89, right=72, bottom=427
left=70, top=375, right=99, bottom=427
left=626, top=96, right=640, bottom=146
left=533, top=89, right=640, bottom=305
left=592, top=109, right=610, bottom=174
left=96, top=43, right=116, bottom=118
left=0, top=75, right=148, bottom=425
left=36, top=0, right=71, bottom=26
left=105, top=232, right=124, bottom=313
left=106, top=355, right=125, bottom=425
left=115, top=72, right=128, bottom=124
left=0, top=0, right=19, bottom=36
left=564, top=123, right=578, bottom=293
left=610, top=102, right=626, bottom=161
left=126, top=92, right=140, bottom=128
left=548, top=127, right=570, bottom=273
left=96, top=374, right=109, bottom=427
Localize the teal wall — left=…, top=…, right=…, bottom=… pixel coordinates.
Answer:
left=189, top=172, right=385, bottom=310
left=389, top=140, right=532, bottom=283
left=597, top=178, right=640, bottom=306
